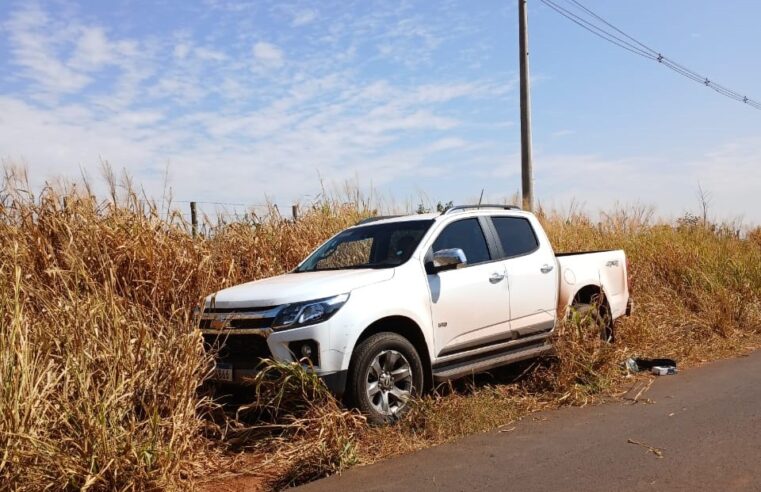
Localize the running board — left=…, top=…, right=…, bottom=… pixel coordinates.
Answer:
left=436, top=331, right=552, bottom=365
left=432, top=342, right=552, bottom=382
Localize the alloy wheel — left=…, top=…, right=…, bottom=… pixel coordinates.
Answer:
left=365, top=349, right=413, bottom=417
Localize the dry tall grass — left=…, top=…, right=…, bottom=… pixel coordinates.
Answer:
left=1, top=171, right=760, bottom=490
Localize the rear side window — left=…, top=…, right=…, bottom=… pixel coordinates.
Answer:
left=492, top=217, right=539, bottom=258
left=431, top=218, right=491, bottom=265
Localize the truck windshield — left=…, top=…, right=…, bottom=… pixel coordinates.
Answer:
left=296, top=219, right=434, bottom=272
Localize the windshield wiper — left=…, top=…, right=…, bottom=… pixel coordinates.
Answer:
left=298, top=261, right=399, bottom=273
left=347, top=262, right=399, bottom=269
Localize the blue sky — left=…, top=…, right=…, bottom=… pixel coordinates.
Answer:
left=1, top=0, right=760, bottom=222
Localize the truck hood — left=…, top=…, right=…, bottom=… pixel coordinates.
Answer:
left=205, top=268, right=395, bottom=309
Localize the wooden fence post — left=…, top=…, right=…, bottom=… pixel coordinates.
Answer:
left=190, top=201, right=198, bottom=237
left=292, top=204, right=299, bottom=222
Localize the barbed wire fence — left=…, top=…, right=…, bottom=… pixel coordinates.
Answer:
left=169, top=200, right=302, bottom=238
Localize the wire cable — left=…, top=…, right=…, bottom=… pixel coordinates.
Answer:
left=538, top=0, right=761, bottom=110
left=566, top=0, right=659, bottom=55
left=539, top=0, right=657, bottom=60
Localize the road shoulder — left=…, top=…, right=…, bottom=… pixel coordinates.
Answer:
left=297, top=351, right=761, bottom=491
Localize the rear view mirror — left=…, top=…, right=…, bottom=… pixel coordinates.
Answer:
left=432, top=248, right=467, bottom=271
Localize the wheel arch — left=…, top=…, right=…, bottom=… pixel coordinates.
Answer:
left=352, top=315, right=433, bottom=391
left=569, top=283, right=616, bottom=343
left=573, top=284, right=604, bottom=304
left=570, top=284, right=611, bottom=316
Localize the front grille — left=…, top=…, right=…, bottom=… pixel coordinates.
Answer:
left=198, top=317, right=274, bottom=330
left=199, top=304, right=280, bottom=331
left=230, top=318, right=274, bottom=329
left=203, top=305, right=277, bottom=314
left=203, top=333, right=272, bottom=370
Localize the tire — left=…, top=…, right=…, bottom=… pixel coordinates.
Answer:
left=346, top=332, right=424, bottom=425
left=572, top=302, right=615, bottom=343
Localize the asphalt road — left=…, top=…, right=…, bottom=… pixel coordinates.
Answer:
left=297, top=351, right=761, bottom=491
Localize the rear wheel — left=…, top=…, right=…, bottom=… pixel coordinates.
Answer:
left=346, top=332, right=424, bottom=425
left=572, top=302, right=614, bottom=343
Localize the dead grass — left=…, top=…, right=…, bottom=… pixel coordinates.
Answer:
left=1, top=169, right=760, bottom=490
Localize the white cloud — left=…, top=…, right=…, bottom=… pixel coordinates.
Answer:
left=0, top=73, right=485, bottom=209
left=522, top=145, right=761, bottom=224
left=194, top=47, right=227, bottom=61
left=412, top=82, right=509, bottom=103
left=253, top=41, right=283, bottom=66
left=70, top=26, right=140, bottom=71
left=4, top=3, right=152, bottom=110
left=291, top=9, right=317, bottom=27
left=173, top=42, right=191, bottom=59
left=72, top=27, right=112, bottom=69
left=0, top=97, right=157, bottom=182
left=427, top=138, right=469, bottom=152
left=203, top=0, right=257, bottom=12
left=4, top=5, right=91, bottom=95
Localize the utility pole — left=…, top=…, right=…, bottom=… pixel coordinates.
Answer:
left=519, top=0, right=534, bottom=211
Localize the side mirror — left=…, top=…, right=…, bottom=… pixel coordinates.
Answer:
left=432, top=248, right=467, bottom=272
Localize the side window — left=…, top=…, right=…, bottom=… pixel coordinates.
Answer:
left=491, top=217, right=539, bottom=258
left=385, top=229, right=426, bottom=263
left=431, top=218, right=491, bottom=265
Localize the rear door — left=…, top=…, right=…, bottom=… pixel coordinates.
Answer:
left=489, top=215, right=557, bottom=337
left=426, top=218, right=511, bottom=356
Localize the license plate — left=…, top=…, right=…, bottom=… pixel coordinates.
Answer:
left=213, top=363, right=233, bottom=382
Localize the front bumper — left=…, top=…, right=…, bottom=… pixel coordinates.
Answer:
left=212, top=368, right=349, bottom=396
left=201, top=320, right=349, bottom=393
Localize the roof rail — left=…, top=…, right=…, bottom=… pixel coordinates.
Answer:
left=355, top=215, right=402, bottom=225
left=441, top=204, right=522, bottom=215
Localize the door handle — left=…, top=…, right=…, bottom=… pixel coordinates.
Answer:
left=540, top=264, right=554, bottom=274
left=489, top=272, right=505, bottom=283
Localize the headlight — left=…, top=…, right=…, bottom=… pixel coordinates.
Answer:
left=272, top=293, right=350, bottom=330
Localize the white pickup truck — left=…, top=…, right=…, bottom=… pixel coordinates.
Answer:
left=201, top=205, right=631, bottom=423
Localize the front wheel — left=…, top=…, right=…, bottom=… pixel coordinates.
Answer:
left=346, top=332, right=424, bottom=425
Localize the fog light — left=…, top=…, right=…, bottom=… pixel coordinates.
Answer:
left=300, top=344, right=313, bottom=358
left=288, top=340, right=319, bottom=366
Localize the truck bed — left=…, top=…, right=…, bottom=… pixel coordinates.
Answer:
left=555, top=249, right=630, bottom=320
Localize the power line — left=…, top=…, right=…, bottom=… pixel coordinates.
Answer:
left=566, top=0, right=658, bottom=54
left=538, top=0, right=761, bottom=111
left=539, top=0, right=656, bottom=60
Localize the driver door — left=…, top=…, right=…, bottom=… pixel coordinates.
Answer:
left=426, top=218, right=511, bottom=356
